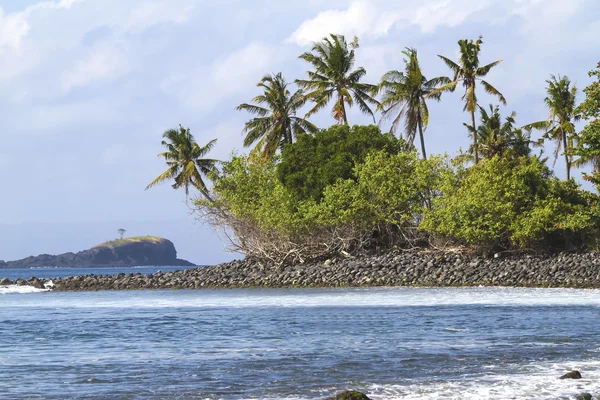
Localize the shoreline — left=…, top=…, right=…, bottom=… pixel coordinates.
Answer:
left=3, top=249, right=600, bottom=292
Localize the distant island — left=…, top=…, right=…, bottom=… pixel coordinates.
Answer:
left=0, top=236, right=195, bottom=268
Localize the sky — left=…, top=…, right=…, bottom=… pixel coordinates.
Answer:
left=0, top=0, right=598, bottom=264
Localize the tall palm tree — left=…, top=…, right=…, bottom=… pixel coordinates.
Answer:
left=527, top=75, right=579, bottom=180
left=146, top=125, right=218, bottom=199
left=376, top=47, right=450, bottom=159
left=464, top=105, right=534, bottom=160
left=436, top=36, right=506, bottom=163
left=296, top=34, right=378, bottom=125
left=236, top=73, right=317, bottom=160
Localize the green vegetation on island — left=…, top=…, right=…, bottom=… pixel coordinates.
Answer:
left=146, top=35, right=600, bottom=263
left=92, top=235, right=167, bottom=250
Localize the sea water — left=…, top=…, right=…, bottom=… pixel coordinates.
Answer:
left=1, top=286, right=599, bottom=399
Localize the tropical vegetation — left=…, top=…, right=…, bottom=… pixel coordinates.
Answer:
left=236, top=73, right=317, bottom=161
left=376, top=48, right=449, bottom=159
left=148, top=33, right=600, bottom=263
left=146, top=125, right=218, bottom=200
left=436, top=36, right=506, bottom=163
left=296, top=34, right=379, bottom=125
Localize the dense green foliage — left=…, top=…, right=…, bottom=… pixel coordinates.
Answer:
left=464, top=105, right=533, bottom=160
left=421, top=156, right=597, bottom=252
left=277, top=125, right=404, bottom=202
left=575, top=63, right=600, bottom=187
left=148, top=33, right=600, bottom=261
left=199, top=125, right=446, bottom=260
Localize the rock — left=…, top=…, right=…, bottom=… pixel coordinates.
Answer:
left=28, top=277, right=45, bottom=289
left=560, top=370, right=582, bottom=379
left=575, top=393, right=593, bottom=400
left=0, top=277, right=12, bottom=285
left=329, top=390, right=372, bottom=400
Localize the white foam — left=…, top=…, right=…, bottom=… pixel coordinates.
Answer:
left=363, top=360, right=600, bottom=399
left=5, top=286, right=600, bottom=309
left=0, top=285, right=50, bottom=294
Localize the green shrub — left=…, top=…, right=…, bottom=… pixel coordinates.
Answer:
left=277, top=124, right=404, bottom=202
left=420, top=156, right=598, bottom=251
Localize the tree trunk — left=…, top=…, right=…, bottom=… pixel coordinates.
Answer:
left=417, top=115, right=427, bottom=160
left=563, top=133, right=571, bottom=180
left=341, top=99, right=348, bottom=125
left=471, top=108, right=479, bottom=164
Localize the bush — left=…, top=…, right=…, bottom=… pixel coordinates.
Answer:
left=198, top=146, right=445, bottom=262
left=420, top=156, right=598, bottom=252
left=277, top=124, right=404, bottom=202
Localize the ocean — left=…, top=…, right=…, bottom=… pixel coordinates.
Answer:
left=1, top=275, right=599, bottom=399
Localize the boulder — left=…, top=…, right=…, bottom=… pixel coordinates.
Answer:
left=0, top=277, right=11, bottom=285
left=575, top=393, right=593, bottom=400
left=560, top=370, right=582, bottom=379
left=329, top=390, right=372, bottom=400
left=28, top=277, right=45, bottom=290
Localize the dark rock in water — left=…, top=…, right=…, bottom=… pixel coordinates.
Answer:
left=575, top=393, right=593, bottom=400
left=28, top=277, right=45, bottom=289
left=560, top=370, right=582, bottom=379
left=1, top=236, right=195, bottom=269
left=329, top=390, right=372, bottom=400
left=0, top=277, right=11, bottom=285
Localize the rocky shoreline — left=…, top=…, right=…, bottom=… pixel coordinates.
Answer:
left=3, top=249, right=600, bottom=292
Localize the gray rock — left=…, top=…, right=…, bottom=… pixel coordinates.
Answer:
left=560, top=370, right=582, bottom=379
left=328, top=390, right=372, bottom=400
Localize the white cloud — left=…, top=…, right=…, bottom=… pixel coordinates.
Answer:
left=288, top=0, right=503, bottom=45
left=288, top=1, right=397, bottom=46
left=162, top=42, right=278, bottom=112
left=61, top=42, right=130, bottom=91
left=124, top=0, right=196, bottom=33
left=0, top=9, right=29, bottom=48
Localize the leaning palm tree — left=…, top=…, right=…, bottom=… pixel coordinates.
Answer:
left=236, top=73, right=317, bottom=160
left=436, top=36, right=506, bottom=163
left=464, top=105, right=534, bottom=160
left=376, top=48, right=450, bottom=159
left=527, top=75, right=579, bottom=180
left=146, top=125, right=218, bottom=200
left=296, top=34, right=378, bottom=125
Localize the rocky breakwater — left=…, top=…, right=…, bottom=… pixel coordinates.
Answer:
left=0, top=236, right=194, bottom=269
left=13, top=249, right=600, bottom=292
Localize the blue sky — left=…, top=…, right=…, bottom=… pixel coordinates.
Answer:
left=0, top=0, right=598, bottom=264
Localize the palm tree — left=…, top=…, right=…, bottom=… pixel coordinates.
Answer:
left=236, top=73, right=317, bottom=160
left=464, top=105, right=534, bottom=160
left=296, top=34, right=378, bottom=125
left=146, top=125, right=218, bottom=199
left=527, top=75, right=579, bottom=180
left=436, top=36, right=506, bottom=163
left=376, top=48, right=450, bottom=159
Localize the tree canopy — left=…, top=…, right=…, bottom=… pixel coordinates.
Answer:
left=146, top=125, right=218, bottom=199
left=237, top=73, right=317, bottom=161
left=296, top=34, right=379, bottom=125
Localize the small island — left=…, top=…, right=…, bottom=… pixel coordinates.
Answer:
left=0, top=236, right=195, bottom=269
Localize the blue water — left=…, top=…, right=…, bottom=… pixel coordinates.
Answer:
left=0, top=265, right=192, bottom=280
left=1, top=287, right=600, bottom=399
